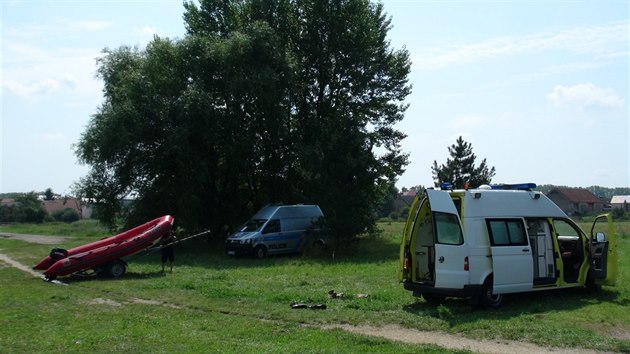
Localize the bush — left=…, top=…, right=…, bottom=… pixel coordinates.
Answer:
left=612, top=207, right=628, bottom=220
left=52, top=208, right=80, bottom=223
left=0, top=205, right=16, bottom=222
left=3, top=193, right=47, bottom=223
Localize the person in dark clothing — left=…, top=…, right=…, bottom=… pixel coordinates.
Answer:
left=161, top=230, right=176, bottom=273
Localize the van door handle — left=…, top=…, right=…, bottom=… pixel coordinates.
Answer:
left=522, top=249, right=529, bottom=252
left=438, top=256, right=444, bottom=263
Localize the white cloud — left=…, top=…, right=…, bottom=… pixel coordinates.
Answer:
left=546, top=83, right=624, bottom=109
left=73, top=20, right=112, bottom=31
left=2, top=33, right=103, bottom=98
left=40, top=133, right=69, bottom=142
left=4, top=79, right=62, bottom=96
left=5, top=19, right=112, bottom=42
left=414, top=21, right=628, bottom=70
left=136, top=26, right=164, bottom=39
left=3, top=74, right=79, bottom=97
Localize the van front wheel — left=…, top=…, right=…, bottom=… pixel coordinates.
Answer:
left=480, top=278, right=503, bottom=308
left=252, top=245, right=267, bottom=259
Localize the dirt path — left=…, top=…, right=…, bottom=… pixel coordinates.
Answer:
left=324, top=324, right=614, bottom=354
left=0, top=252, right=45, bottom=279
left=0, top=232, right=66, bottom=245
left=0, top=251, right=618, bottom=354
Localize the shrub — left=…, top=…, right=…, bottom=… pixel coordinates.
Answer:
left=52, top=208, right=80, bottom=223
left=399, top=206, right=410, bottom=219
left=612, top=207, right=627, bottom=220
left=13, top=193, right=47, bottom=223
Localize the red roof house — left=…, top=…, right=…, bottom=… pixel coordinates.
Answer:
left=41, top=198, right=82, bottom=218
left=546, top=188, right=604, bottom=215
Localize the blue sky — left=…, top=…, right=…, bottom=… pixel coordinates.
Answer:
left=2, top=0, right=628, bottom=195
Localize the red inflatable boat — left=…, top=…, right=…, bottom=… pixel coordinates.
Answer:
left=33, top=215, right=174, bottom=280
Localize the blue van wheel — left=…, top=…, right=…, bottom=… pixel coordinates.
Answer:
left=253, top=245, right=267, bottom=259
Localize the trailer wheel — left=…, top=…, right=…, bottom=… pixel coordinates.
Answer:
left=252, top=245, right=267, bottom=259
left=106, top=260, right=127, bottom=278
left=480, top=277, right=503, bottom=308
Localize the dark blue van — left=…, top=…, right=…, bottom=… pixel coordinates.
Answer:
left=225, top=205, right=324, bottom=258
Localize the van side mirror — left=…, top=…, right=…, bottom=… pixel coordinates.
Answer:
left=595, top=232, right=606, bottom=242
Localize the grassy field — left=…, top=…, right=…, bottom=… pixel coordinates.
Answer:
left=1, top=220, right=629, bottom=353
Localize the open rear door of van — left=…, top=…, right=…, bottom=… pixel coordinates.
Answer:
left=426, top=189, right=469, bottom=290
left=589, top=214, right=618, bottom=286
left=399, top=194, right=421, bottom=281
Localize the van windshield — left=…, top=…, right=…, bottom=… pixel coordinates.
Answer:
left=240, top=219, right=267, bottom=232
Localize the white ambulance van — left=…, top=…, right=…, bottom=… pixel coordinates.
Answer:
left=399, top=183, right=618, bottom=307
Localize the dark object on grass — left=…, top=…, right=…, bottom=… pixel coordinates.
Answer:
left=290, top=301, right=326, bottom=310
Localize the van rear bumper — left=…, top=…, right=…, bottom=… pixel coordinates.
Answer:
left=403, top=280, right=482, bottom=298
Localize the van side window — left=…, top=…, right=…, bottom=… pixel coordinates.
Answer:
left=263, top=220, right=280, bottom=234
left=487, top=219, right=528, bottom=246
left=434, top=212, right=463, bottom=245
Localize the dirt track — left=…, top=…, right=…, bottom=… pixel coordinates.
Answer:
left=0, top=252, right=44, bottom=278
left=0, top=232, right=66, bottom=245
left=324, top=324, right=614, bottom=354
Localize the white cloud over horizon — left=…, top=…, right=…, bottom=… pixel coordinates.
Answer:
left=546, top=83, right=624, bottom=110
left=4, top=19, right=112, bottom=42
left=413, top=21, right=628, bottom=70
left=136, top=25, right=164, bottom=38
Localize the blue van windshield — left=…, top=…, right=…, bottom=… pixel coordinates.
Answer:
left=240, top=219, right=267, bottom=232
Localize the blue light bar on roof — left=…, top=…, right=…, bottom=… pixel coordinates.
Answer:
left=490, top=183, right=537, bottom=191
left=440, top=182, right=453, bottom=190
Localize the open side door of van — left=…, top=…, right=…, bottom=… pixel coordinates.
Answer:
left=589, top=214, right=618, bottom=286
left=426, top=189, right=469, bottom=290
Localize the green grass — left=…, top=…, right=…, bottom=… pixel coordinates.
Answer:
left=1, top=220, right=629, bottom=352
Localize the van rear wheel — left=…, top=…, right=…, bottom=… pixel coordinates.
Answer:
left=480, top=278, right=503, bottom=308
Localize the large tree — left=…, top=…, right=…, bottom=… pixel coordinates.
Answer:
left=431, top=136, right=496, bottom=189
left=75, top=0, right=411, bottom=245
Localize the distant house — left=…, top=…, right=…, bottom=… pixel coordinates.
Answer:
left=41, top=198, right=82, bottom=218
left=611, top=195, right=630, bottom=212
left=546, top=188, right=604, bottom=215
left=0, top=198, right=16, bottom=207
left=393, top=190, right=418, bottom=211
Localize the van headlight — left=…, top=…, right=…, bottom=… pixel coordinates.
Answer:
left=241, top=238, right=252, bottom=244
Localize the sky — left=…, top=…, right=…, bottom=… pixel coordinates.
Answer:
left=1, top=0, right=628, bottom=195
